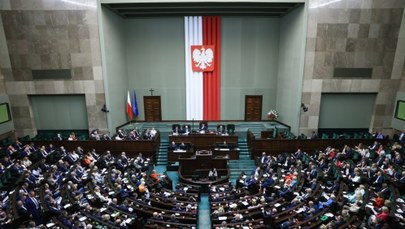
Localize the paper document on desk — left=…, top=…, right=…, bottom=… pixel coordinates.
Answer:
left=79, top=216, right=87, bottom=221
left=296, top=207, right=305, bottom=213
left=218, top=216, right=227, bottom=220
left=125, top=218, right=132, bottom=223
left=220, top=148, right=230, bottom=151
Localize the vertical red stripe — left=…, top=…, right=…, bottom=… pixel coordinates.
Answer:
left=202, top=16, right=221, bottom=120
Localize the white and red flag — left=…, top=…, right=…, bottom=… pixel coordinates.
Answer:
left=185, top=16, right=221, bottom=120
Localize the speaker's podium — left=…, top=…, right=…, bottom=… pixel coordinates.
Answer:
left=178, top=150, right=229, bottom=191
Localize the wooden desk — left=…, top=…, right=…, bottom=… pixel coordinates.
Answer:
left=169, top=133, right=238, bottom=150
left=24, top=132, right=160, bottom=159
left=178, top=151, right=229, bottom=189
left=168, top=150, right=194, bottom=163
left=212, top=149, right=239, bottom=160
left=169, top=149, right=239, bottom=162
left=247, top=130, right=389, bottom=158
left=178, top=151, right=228, bottom=176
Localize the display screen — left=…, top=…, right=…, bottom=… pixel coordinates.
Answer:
left=0, top=103, right=12, bottom=124
left=395, top=100, right=405, bottom=121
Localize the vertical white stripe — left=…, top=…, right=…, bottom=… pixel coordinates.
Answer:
left=185, top=16, right=203, bottom=120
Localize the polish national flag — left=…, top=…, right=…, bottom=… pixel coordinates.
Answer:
left=126, top=91, right=133, bottom=120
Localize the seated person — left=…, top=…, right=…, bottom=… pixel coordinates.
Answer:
left=68, top=132, right=77, bottom=141
left=208, top=168, right=218, bottom=180
left=90, top=129, right=100, bottom=140
left=227, top=124, right=235, bottom=135
left=179, top=142, right=188, bottom=150
left=217, top=125, right=226, bottom=134
left=54, top=133, right=63, bottom=141
left=199, top=122, right=208, bottom=133
left=168, top=141, right=178, bottom=150
left=217, top=141, right=229, bottom=149
left=150, top=170, right=160, bottom=183
left=182, top=125, right=191, bottom=135
left=172, top=125, right=181, bottom=135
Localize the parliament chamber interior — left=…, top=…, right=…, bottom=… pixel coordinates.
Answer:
left=0, top=0, right=405, bottom=228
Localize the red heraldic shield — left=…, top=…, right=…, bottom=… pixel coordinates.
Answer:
left=191, top=45, right=215, bottom=72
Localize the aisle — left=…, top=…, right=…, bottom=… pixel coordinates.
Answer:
left=198, top=193, right=211, bottom=229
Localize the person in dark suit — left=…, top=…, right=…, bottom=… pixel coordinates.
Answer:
left=182, top=125, right=191, bottom=135
left=208, top=168, right=218, bottom=180
left=310, top=131, right=319, bottom=139
left=373, top=171, right=385, bottom=190
left=260, top=152, right=269, bottom=165
left=217, top=125, right=226, bottom=134
left=375, top=131, right=384, bottom=139
left=90, top=129, right=100, bottom=140
left=326, top=180, right=340, bottom=193
left=168, top=214, right=180, bottom=223
left=398, top=171, right=405, bottom=184
left=58, top=211, right=73, bottom=228
left=25, top=191, right=41, bottom=225
left=16, top=200, right=30, bottom=222
left=169, top=141, right=178, bottom=150
left=380, top=183, right=391, bottom=199
left=199, top=122, right=208, bottom=133
left=102, top=132, right=112, bottom=140
left=369, top=141, right=380, bottom=151
left=179, top=142, right=187, bottom=150
left=5, top=145, right=16, bottom=156
left=399, top=130, right=405, bottom=143
left=309, top=165, right=318, bottom=179
left=172, top=125, right=180, bottom=135
left=54, top=133, right=63, bottom=141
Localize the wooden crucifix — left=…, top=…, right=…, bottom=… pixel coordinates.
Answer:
left=149, top=88, right=154, bottom=96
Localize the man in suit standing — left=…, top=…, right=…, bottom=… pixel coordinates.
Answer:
left=16, top=200, right=30, bottom=222
left=25, top=191, right=41, bottom=225
left=260, top=152, right=269, bottom=166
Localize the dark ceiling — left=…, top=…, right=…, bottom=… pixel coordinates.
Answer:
left=103, top=2, right=302, bottom=18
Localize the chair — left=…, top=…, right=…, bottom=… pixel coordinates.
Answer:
left=226, top=124, right=235, bottom=135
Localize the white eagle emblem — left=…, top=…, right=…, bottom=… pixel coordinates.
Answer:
left=192, top=47, right=214, bottom=70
